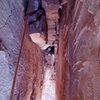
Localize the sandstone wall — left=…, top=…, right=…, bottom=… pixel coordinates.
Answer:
left=0, top=0, right=45, bottom=100
left=57, top=0, right=100, bottom=100
left=56, top=4, right=69, bottom=100
left=12, top=34, right=44, bottom=100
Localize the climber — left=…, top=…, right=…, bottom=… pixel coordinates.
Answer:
left=44, top=46, right=55, bottom=55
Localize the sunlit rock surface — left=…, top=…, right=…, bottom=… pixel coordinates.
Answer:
left=57, top=0, right=100, bottom=100
left=29, top=33, right=46, bottom=47
left=41, top=68, right=55, bottom=100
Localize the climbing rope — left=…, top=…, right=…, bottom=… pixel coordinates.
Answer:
left=10, top=17, right=28, bottom=100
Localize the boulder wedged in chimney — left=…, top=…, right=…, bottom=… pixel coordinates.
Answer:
left=23, top=0, right=48, bottom=46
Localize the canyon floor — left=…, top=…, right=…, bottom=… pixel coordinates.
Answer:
left=41, top=67, right=55, bottom=100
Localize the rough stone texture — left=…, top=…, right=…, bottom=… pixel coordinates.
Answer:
left=42, top=0, right=59, bottom=20
left=56, top=4, right=69, bottom=100
left=0, top=0, right=24, bottom=99
left=41, top=0, right=59, bottom=100
left=0, top=0, right=45, bottom=100
left=42, top=0, right=59, bottom=45
left=1, top=0, right=100, bottom=100
left=13, top=34, right=45, bottom=100
left=24, top=0, right=48, bottom=45
left=57, top=0, right=100, bottom=100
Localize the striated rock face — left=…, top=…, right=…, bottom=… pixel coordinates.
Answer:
left=56, top=4, right=69, bottom=100
left=1, top=0, right=100, bottom=100
left=42, top=0, right=59, bottom=45
left=0, top=0, right=45, bottom=100
left=0, top=0, right=24, bottom=99
left=13, top=34, right=44, bottom=100
left=57, top=0, right=100, bottom=100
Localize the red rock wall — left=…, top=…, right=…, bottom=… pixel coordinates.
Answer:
left=56, top=4, right=69, bottom=100
left=57, top=0, right=100, bottom=100
left=12, top=34, right=44, bottom=100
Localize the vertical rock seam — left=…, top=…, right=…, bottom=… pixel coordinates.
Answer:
left=0, top=0, right=100, bottom=100
left=56, top=0, right=100, bottom=100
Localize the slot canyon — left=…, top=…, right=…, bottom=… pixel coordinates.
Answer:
left=0, top=0, right=100, bottom=100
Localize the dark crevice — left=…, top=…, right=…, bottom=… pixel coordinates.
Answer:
left=0, top=39, right=7, bottom=51
left=44, top=46, right=55, bottom=55
left=23, top=0, right=48, bottom=41
left=0, top=15, right=12, bottom=29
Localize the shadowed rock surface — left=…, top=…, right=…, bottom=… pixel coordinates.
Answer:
left=0, top=0, right=24, bottom=99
